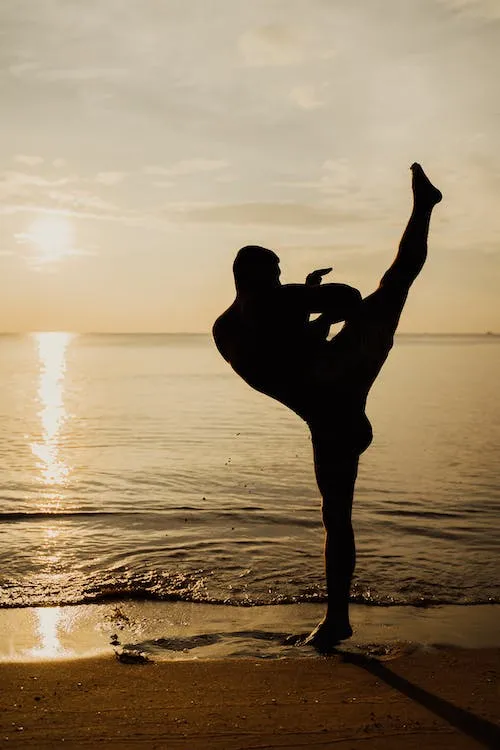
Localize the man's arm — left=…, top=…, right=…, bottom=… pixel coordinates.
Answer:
left=306, top=267, right=333, bottom=286
left=281, top=283, right=362, bottom=323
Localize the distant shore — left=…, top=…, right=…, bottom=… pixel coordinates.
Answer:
left=0, top=331, right=498, bottom=337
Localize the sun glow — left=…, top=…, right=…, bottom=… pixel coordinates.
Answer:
left=25, top=214, right=75, bottom=263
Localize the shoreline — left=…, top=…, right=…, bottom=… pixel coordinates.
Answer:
left=1, top=601, right=499, bottom=663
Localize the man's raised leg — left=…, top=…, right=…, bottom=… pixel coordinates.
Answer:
left=304, top=164, right=442, bottom=652
left=371, top=163, right=442, bottom=313
left=331, top=163, right=443, bottom=394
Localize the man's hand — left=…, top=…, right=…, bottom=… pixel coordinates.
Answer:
left=305, top=267, right=333, bottom=286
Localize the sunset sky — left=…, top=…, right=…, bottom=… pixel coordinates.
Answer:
left=1, top=0, right=499, bottom=333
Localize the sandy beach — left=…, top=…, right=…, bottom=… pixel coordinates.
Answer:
left=0, top=646, right=498, bottom=749
left=0, top=602, right=499, bottom=747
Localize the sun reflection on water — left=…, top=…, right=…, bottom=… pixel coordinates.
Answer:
left=28, top=607, right=71, bottom=659
left=40, top=525, right=63, bottom=567
left=30, top=332, right=73, bottom=496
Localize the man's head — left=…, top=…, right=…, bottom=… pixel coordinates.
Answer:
left=233, top=245, right=280, bottom=292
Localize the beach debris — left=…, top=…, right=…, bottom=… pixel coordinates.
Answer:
left=107, top=606, right=131, bottom=629
left=114, top=648, right=151, bottom=665
left=362, top=642, right=416, bottom=660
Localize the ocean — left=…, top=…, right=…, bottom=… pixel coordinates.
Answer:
left=0, top=332, right=499, bottom=614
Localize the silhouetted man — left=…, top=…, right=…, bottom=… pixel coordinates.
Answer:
left=213, top=163, right=442, bottom=651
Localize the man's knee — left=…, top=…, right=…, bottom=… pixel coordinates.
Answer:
left=321, top=502, right=352, bottom=528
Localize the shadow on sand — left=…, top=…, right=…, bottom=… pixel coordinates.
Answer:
left=117, top=628, right=499, bottom=748
left=342, top=650, right=500, bottom=750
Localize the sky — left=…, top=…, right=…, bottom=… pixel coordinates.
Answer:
left=0, top=0, right=499, bottom=333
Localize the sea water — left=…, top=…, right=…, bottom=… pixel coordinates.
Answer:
left=0, top=333, right=499, bottom=613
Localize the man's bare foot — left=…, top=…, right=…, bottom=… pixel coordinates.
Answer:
left=411, top=163, right=442, bottom=209
left=303, top=618, right=353, bottom=654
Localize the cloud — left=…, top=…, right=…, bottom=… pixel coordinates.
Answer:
left=437, top=0, right=500, bottom=18
left=150, top=181, right=175, bottom=190
left=274, top=159, right=363, bottom=198
left=95, top=171, right=127, bottom=186
left=289, top=84, right=327, bottom=110
left=164, top=201, right=358, bottom=227
left=144, top=159, right=229, bottom=177
left=0, top=171, right=72, bottom=200
left=9, top=64, right=128, bottom=82
left=45, top=189, right=117, bottom=213
left=0, top=170, right=118, bottom=216
left=52, top=158, right=67, bottom=168
left=8, top=62, right=41, bottom=77
left=0, top=203, right=154, bottom=235
left=41, top=67, right=128, bottom=82
left=279, top=242, right=365, bottom=255
left=14, top=155, right=44, bottom=167
left=238, top=24, right=305, bottom=67
left=0, top=203, right=121, bottom=223
left=0, top=200, right=171, bottom=233
left=0, top=174, right=120, bottom=227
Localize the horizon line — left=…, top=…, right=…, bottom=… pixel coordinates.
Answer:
left=0, top=331, right=498, bottom=337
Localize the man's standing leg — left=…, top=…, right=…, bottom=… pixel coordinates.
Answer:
left=305, top=430, right=360, bottom=651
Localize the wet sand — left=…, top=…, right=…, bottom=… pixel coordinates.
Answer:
left=0, top=647, right=499, bottom=749
left=2, top=602, right=500, bottom=661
